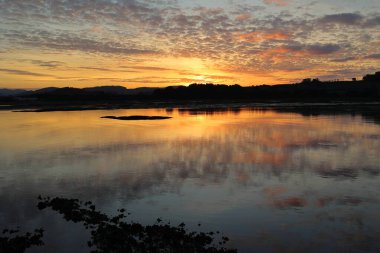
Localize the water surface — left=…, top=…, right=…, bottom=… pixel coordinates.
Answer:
left=0, top=107, right=379, bottom=252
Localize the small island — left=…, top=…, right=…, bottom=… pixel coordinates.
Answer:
left=101, top=115, right=172, bottom=120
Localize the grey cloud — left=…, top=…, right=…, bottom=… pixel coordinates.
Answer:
left=31, top=60, right=64, bottom=68
left=318, top=13, right=363, bottom=26
left=317, top=13, right=380, bottom=29
left=118, top=76, right=186, bottom=84
left=79, top=66, right=140, bottom=73
left=332, top=57, right=357, bottom=63
left=121, top=66, right=175, bottom=71
left=365, top=53, right=380, bottom=59
left=5, top=31, right=158, bottom=56
left=282, top=43, right=341, bottom=55
left=75, top=76, right=182, bottom=84
left=363, top=16, right=380, bottom=27
left=79, top=67, right=138, bottom=73
left=79, top=67, right=116, bottom=72
left=306, top=44, right=341, bottom=55
left=0, top=68, right=54, bottom=77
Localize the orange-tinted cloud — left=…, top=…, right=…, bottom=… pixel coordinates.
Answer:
left=258, top=43, right=341, bottom=61
left=235, top=13, right=251, bottom=22
left=0, top=0, right=378, bottom=88
left=237, top=31, right=290, bottom=43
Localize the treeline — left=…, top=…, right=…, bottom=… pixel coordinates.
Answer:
left=1, top=72, right=380, bottom=103
left=153, top=79, right=380, bottom=101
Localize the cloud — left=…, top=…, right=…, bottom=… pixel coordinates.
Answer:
left=23, top=33, right=158, bottom=56
left=78, top=67, right=139, bottom=73
left=121, top=66, right=175, bottom=71
left=78, top=66, right=177, bottom=73
left=0, top=68, right=54, bottom=77
left=306, top=44, right=341, bottom=55
left=365, top=53, right=380, bottom=59
left=31, top=60, right=64, bottom=68
left=316, top=13, right=380, bottom=28
left=268, top=43, right=341, bottom=56
left=263, top=0, right=290, bottom=7
left=332, top=57, right=357, bottom=62
left=318, top=13, right=364, bottom=26
left=363, top=16, right=380, bottom=27
left=235, top=13, right=251, bottom=22
left=79, top=67, right=117, bottom=72
left=0, top=0, right=379, bottom=85
left=237, top=31, right=290, bottom=43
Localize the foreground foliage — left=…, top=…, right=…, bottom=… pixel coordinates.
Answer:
left=1, top=197, right=236, bottom=253
left=37, top=196, right=236, bottom=253
left=0, top=228, right=44, bottom=253
left=7, top=196, right=233, bottom=253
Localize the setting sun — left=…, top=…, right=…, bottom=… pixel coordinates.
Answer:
left=1, top=0, right=379, bottom=89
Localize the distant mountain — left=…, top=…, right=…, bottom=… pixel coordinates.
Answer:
left=0, top=88, right=28, bottom=96
left=33, top=87, right=60, bottom=94
left=17, top=86, right=129, bottom=99
left=17, top=86, right=131, bottom=101
left=29, top=87, right=92, bottom=100
left=15, top=87, right=60, bottom=97
left=83, top=86, right=128, bottom=95
left=1, top=86, right=160, bottom=98
left=16, top=86, right=161, bottom=99
left=83, top=86, right=161, bottom=95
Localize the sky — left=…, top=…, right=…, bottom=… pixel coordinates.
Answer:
left=0, top=0, right=379, bottom=89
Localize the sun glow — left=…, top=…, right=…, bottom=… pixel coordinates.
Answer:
left=0, top=0, right=379, bottom=89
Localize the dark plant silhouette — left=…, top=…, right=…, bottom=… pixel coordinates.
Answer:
left=0, top=228, right=44, bottom=253
left=37, top=196, right=237, bottom=253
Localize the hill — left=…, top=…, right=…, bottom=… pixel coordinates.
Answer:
left=0, top=72, right=379, bottom=104
left=0, top=88, right=28, bottom=96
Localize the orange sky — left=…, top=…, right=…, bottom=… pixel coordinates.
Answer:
left=0, top=0, right=379, bottom=89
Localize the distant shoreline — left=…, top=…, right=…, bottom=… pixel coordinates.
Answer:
left=4, top=100, right=380, bottom=113
left=1, top=72, right=379, bottom=110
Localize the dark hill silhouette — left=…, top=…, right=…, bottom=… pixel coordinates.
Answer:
left=16, top=87, right=60, bottom=97
left=83, top=86, right=128, bottom=95
left=0, top=72, right=379, bottom=105
left=17, top=86, right=130, bottom=101
left=2, top=86, right=161, bottom=102
left=125, top=87, right=161, bottom=95
left=0, top=88, right=28, bottom=96
left=30, top=87, right=59, bottom=95
left=0, top=86, right=161, bottom=98
left=30, top=87, right=100, bottom=101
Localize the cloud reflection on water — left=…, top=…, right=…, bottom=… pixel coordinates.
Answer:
left=0, top=107, right=379, bottom=252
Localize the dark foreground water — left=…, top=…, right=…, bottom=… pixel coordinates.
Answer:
left=0, top=106, right=380, bottom=252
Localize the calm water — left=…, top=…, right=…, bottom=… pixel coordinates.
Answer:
left=0, top=107, right=380, bottom=252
